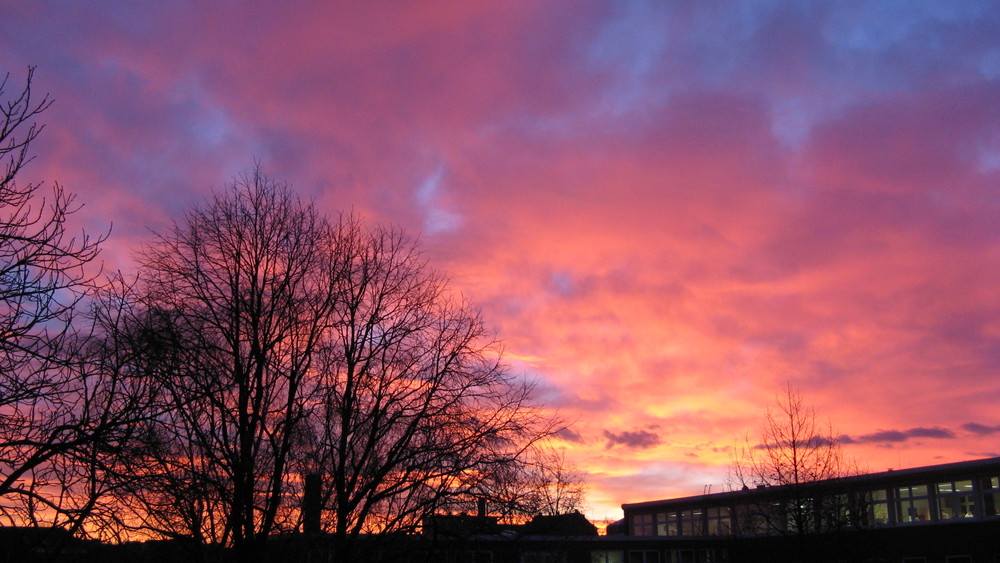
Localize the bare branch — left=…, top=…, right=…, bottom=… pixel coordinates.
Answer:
left=729, top=382, right=857, bottom=539
left=0, top=67, right=122, bottom=536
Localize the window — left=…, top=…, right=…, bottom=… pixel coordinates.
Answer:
left=632, top=513, right=654, bottom=536
left=945, top=556, right=972, bottom=563
left=663, top=512, right=679, bottom=536
left=706, top=506, right=731, bottom=535
left=666, top=551, right=728, bottom=563
left=521, top=553, right=565, bottom=563
left=937, top=480, right=975, bottom=519
left=679, top=509, right=703, bottom=535
left=591, top=551, right=624, bottom=563
left=983, top=476, right=1000, bottom=517
left=628, top=551, right=660, bottom=563
left=902, top=558, right=926, bottom=563
left=830, top=491, right=879, bottom=528
left=895, top=485, right=931, bottom=522
left=820, top=494, right=849, bottom=529
left=734, top=503, right=769, bottom=535
left=652, top=510, right=701, bottom=536
left=869, top=489, right=889, bottom=525
left=655, top=512, right=671, bottom=536
left=785, top=497, right=817, bottom=532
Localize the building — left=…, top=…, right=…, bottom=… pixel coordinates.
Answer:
left=619, top=456, right=1000, bottom=563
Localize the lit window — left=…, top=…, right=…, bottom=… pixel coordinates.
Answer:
left=655, top=512, right=668, bottom=536
left=896, top=485, right=931, bottom=523
left=632, top=513, right=654, bottom=536
left=665, top=512, right=679, bottom=536
left=591, top=551, right=624, bottom=563
left=870, top=489, right=889, bottom=525
left=706, top=506, right=732, bottom=535
left=679, top=509, right=702, bottom=536
left=983, top=476, right=1000, bottom=517
left=937, top=480, right=975, bottom=520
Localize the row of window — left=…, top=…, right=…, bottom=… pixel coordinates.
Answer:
left=632, top=508, right=733, bottom=537
left=416, top=550, right=726, bottom=563
left=594, top=553, right=980, bottom=563
left=630, top=475, right=1000, bottom=536
left=591, top=549, right=727, bottom=563
left=395, top=548, right=985, bottom=563
left=878, top=477, right=1000, bottom=524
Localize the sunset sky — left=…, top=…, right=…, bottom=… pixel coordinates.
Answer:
left=3, top=2, right=1000, bottom=524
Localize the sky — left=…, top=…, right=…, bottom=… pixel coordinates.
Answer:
left=3, top=1, right=1000, bottom=524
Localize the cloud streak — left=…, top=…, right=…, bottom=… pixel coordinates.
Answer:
left=604, top=429, right=662, bottom=450
left=841, top=427, right=957, bottom=445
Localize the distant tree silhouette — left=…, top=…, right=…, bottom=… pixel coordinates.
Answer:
left=521, top=444, right=587, bottom=517
left=475, top=443, right=587, bottom=522
left=0, top=67, right=139, bottom=537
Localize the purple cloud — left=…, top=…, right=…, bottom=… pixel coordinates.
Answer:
left=754, top=435, right=839, bottom=449
left=844, top=427, right=957, bottom=444
left=961, top=423, right=1000, bottom=436
left=555, top=427, right=583, bottom=443
left=604, top=429, right=661, bottom=450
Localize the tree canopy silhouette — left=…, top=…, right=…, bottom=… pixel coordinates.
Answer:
left=0, top=67, right=141, bottom=536
left=729, top=383, right=862, bottom=562
left=104, top=166, right=556, bottom=561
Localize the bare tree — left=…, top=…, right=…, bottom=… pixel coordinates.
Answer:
left=729, top=383, right=859, bottom=557
left=302, top=220, right=553, bottom=560
left=112, top=169, right=339, bottom=559
left=0, top=67, right=126, bottom=535
left=521, top=445, right=587, bottom=517
left=475, top=443, right=587, bottom=522
left=103, top=169, right=560, bottom=560
left=85, top=278, right=212, bottom=544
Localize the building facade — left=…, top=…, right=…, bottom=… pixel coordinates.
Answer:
left=619, top=456, right=1000, bottom=563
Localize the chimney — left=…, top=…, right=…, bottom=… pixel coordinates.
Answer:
left=477, top=497, right=487, bottom=518
left=303, top=473, right=322, bottom=536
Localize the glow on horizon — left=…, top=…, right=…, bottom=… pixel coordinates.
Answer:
left=3, top=1, right=1000, bottom=525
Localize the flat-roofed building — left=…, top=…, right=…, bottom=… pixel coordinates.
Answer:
left=620, top=456, right=1000, bottom=562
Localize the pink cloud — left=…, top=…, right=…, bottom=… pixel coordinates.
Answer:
left=3, top=1, right=1000, bottom=523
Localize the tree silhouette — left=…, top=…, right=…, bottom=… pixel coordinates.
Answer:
left=475, top=443, right=587, bottom=522
left=299, top=218, right=553, bottom=560
left=107, top=168, right=559, bottom=561
left=108, top=168, right=338, bottom=559
left=730, top=383, right=862, bottom=562
left=0, top=67, right=131, bottom=535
